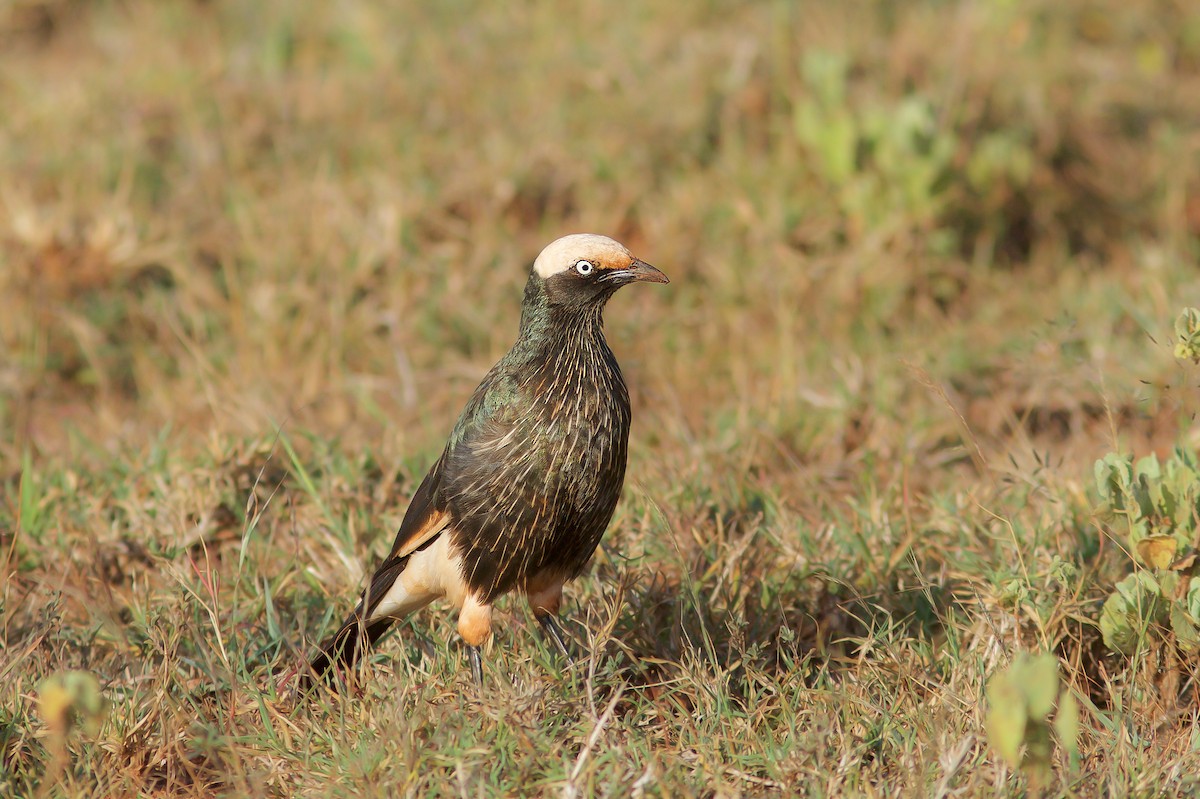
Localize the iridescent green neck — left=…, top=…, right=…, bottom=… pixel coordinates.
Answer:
left=517, top=273, right=606, bottom=345
left=518, top=274, right=554, bottom=341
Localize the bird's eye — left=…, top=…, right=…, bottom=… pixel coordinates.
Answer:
left=575, top=260, right=594, bottom=276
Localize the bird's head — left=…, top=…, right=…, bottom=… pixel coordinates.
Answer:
left=531, top=234, right=668, bottom=309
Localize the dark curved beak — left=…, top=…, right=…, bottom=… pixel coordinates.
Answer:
left=623, top=258, right=669, bottom=285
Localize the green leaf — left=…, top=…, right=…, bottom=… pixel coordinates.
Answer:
left=18, top=448, right=44, bottom=541
left=1114, top=571, right=1159, bottom=605
left=1175, top=307, right=1200, bottom=339
left=1187, top=578, right=1200, bottom=620
left=999, top=578, right=1028, bottom=605
left=1161, top=570, right=1182, bottom=596
left=1094, top=453, right=1132, bottom=503
left=1101, top=572, right=1177, bottom=654
left=1094, top=458, right=1111, bottom=500
left=1100, top=591, right=1138, bottom=654
left=986, top=652, right=1064, bottom=770
left=1129, top=518, right=1151, bottom=547
left=1054, top=690, right=1081, bottom=756
left=1024, top=721, right=1055, bottom=789
left=1022, top=654, right=1060, bottom=719
left=1135, top=454, right=1162, bottom=484
left=822, top=111, right=858, bottom=185
left=1171, top=309, right=1200, bottom=362
left=1171, top=605, right=1200, bottom=653
left=986, top=671, right=1028, bottom=767
left=38, top=671, right=107, bottom=735
left=1156, top=480, right=1177, bottom=522
left=1176, top=446, right=1199, bottom=472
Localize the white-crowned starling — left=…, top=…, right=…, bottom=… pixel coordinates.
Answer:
left=303, top=234, right=667, bottom=688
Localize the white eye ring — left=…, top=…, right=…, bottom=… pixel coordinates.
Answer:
left=575, top=259, right=594, bottom=276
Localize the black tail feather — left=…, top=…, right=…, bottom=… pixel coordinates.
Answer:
left=298, top=551, right=420, bottom=692
left=300, top=614, right=394, bottom=691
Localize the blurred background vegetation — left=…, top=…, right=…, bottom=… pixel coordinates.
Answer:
left=2, top=0, right=1200, bottom=796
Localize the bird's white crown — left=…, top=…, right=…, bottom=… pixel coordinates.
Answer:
left=533, top=234, right=634, bottom=279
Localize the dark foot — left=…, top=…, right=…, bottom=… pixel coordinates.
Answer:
left=468, top=644, right=483, bottom=687
left=536, top=614, right=576, bottom=666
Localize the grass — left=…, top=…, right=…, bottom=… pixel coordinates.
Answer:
left=2, top=0, right=1200, bottom=795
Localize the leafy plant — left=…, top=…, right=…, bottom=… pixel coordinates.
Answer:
left=1174, top=307, right=1200, bottom=364
left=1093, top=449, right=1200, bottom=653
left=792, top=50, right=959, bottom=236
left=38, top=671, right=107, bottom=736
left=1092, top=308, right=1200, bottom=655
left=1098, top=571, right=1200, bottom=655
left=986, top=653, right=1079, bottom=788
left=35, top=671, right=108, bottom=795
left=1094, top=448, right=1200, bottom=565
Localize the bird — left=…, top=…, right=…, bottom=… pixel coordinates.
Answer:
left=301, top=233, right=668, bottom=689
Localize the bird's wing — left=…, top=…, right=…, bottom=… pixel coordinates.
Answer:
left=357, top=458, right=451, bottom=617
left=365, top=363, right=536, bottom=611
left=389, top=462, right=453, bottom=559
left=356, top=367, right=515, bottom=614
left=304, top=366, right=523, bottom=685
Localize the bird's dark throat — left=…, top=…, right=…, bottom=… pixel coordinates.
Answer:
left=518, top=273, right=612, bottom=353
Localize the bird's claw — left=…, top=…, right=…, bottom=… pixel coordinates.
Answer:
left=468, top=645, right=483, bottom=688
left=537, top=614, right=576, bottom=666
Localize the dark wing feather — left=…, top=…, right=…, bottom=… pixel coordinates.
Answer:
left=359, top=458, right=451, bottom=617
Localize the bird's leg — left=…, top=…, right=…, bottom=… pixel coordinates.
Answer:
left=536, top=613, right=575, bottom=665
left=458, top=594, right=493, bottom=688
left=526, top=577, right=579, bottom=666
left=468, top=645, right=483, bottom=687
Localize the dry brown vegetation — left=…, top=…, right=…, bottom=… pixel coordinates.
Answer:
left=3, top=0, right=1200, bottom=796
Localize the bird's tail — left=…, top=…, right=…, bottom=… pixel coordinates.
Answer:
left=299, top=555, right=416, bottom=691
left=299, top=613, right=394, bottom=690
